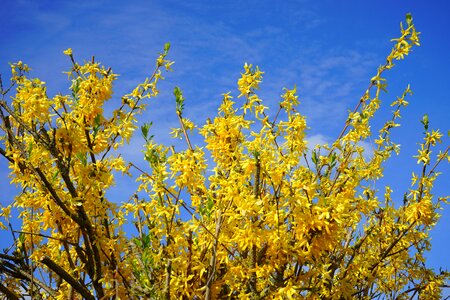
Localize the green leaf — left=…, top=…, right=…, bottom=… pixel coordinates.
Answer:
left=94, top=114, right=101, bottom=127
left=174, top=86, right=185, bottom=115
left=330, top=152, right=337, bottom=168
left=76, top=152, right=87, bottom=166
left=199, top=196, right=215, bottom=218
left=142, top=234, right=151, bottom=248
left=28, top=141, right=33, bottom=156
left=52, top=170, right=59, bottom=183
left=19, top=232, right=25, bottom=244
left=133, top=238, right=142, bottom=248
left=93, top=114, right=101, bottom=138
left=421, top=114, right=429, bottom=131
left=406, top=13, right=413, bottom=27
left=312, top=150, right=318, bottom=165
left=71, top=78, right=81, bottom=99
left=207, top=197, right=214, bottom=211
left=144, top=148, right=165, bottom=168
left=164, top=42, right=171, bottom=53
left=141, top=122, right=152, bottom=141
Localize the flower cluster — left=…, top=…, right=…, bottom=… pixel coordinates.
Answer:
left=0, top=15, right=448, bottom=300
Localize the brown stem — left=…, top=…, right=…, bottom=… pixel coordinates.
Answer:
left=129, top=162, right=236, bottom=258
left=249, top=154, right=261, bottom=294
left=427, top=145, right=449, bottom=176
left=368, top=221, right=416, bottom=273
left=55, top=222, right=77, bottom=271
left=0, top=281, right=20, bottom=300
left=33, top=167, right=82, bottom=225
left=84, top=118, right=118, bottom=276
left=177, top=113, right=193, bottom=151
left=100, top=62, right=163, bottom=162
left=51, top=154, right=104, bottom=297
left=0, top=258, right=56, bottom=297
left=41, top=256, right=94, bottom=300
left=164, top=259, right=172, bottom=300
left=205, top=210, right=222, bottom=300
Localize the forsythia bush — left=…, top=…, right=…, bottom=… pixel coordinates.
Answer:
left=0, top=14, right=449, bottom=299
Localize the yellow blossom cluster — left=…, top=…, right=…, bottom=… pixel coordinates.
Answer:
left=0, top=15, right=449, bottom=300
left=0, top=44, right=174, bottom=298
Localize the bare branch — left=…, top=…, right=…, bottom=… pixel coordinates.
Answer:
left=40, top=256, right=94, bottom=300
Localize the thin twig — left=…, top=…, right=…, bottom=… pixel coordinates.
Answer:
left=205, top=210, right=222, bottom=300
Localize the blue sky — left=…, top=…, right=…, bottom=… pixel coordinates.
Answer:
left=1, top=0, right=449, bottom=279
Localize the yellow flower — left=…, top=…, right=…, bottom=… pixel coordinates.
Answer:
left=63, top=48, right=73, bottom=56
left=237, top=63, right=263, bottom=97
left=415, top=144, right=430, bottom=165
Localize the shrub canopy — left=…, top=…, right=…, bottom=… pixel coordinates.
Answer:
left=0, top=14, right=449, bottom=299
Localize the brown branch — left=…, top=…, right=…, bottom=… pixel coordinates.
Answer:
left=0, top=253, right=21, bottom=263
left=205, top=210, right=222, bottom=300
left=369, top=221, right=416, bottom=273
left=13, top=230, right=79, bottom=247
left=100, top=61, right=163, bottom=162
left=98, top=246, right=131, bottom=290
left=84, top=117, right=118, bottom=276
left=34, top=167, right=82, bottom=226
left=164, top=259, right=172, bottom=300
left=177, top=113, right=193, bottom=151
left=15, top=130, right=103, bottom=297
left=0, top=281, right=20, bottom=300
left=0, top=74, right=17, bottom=96
left=129, top=162, right=236, bottom=258
left=427, top=145, right=449, bottom=176
left=341, top=225, right=375, bottom=280
left=41, top=256, right=94, bottom=300
left=50, top=153, right=104, bottom=297
left=0, top=100, right=50, bottom=147
left=55, top=221, right=78, bottom=272
left=249, top=153, right=261, bottom=295
left=0, top=258, right=56, bottom=297
left=0, top=146, right=14, bottom=163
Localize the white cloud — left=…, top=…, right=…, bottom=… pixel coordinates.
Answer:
left=306, top=133, right=331, bottom=149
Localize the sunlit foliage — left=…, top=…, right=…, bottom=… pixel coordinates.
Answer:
left=0, top=14, right=448, bottom=299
